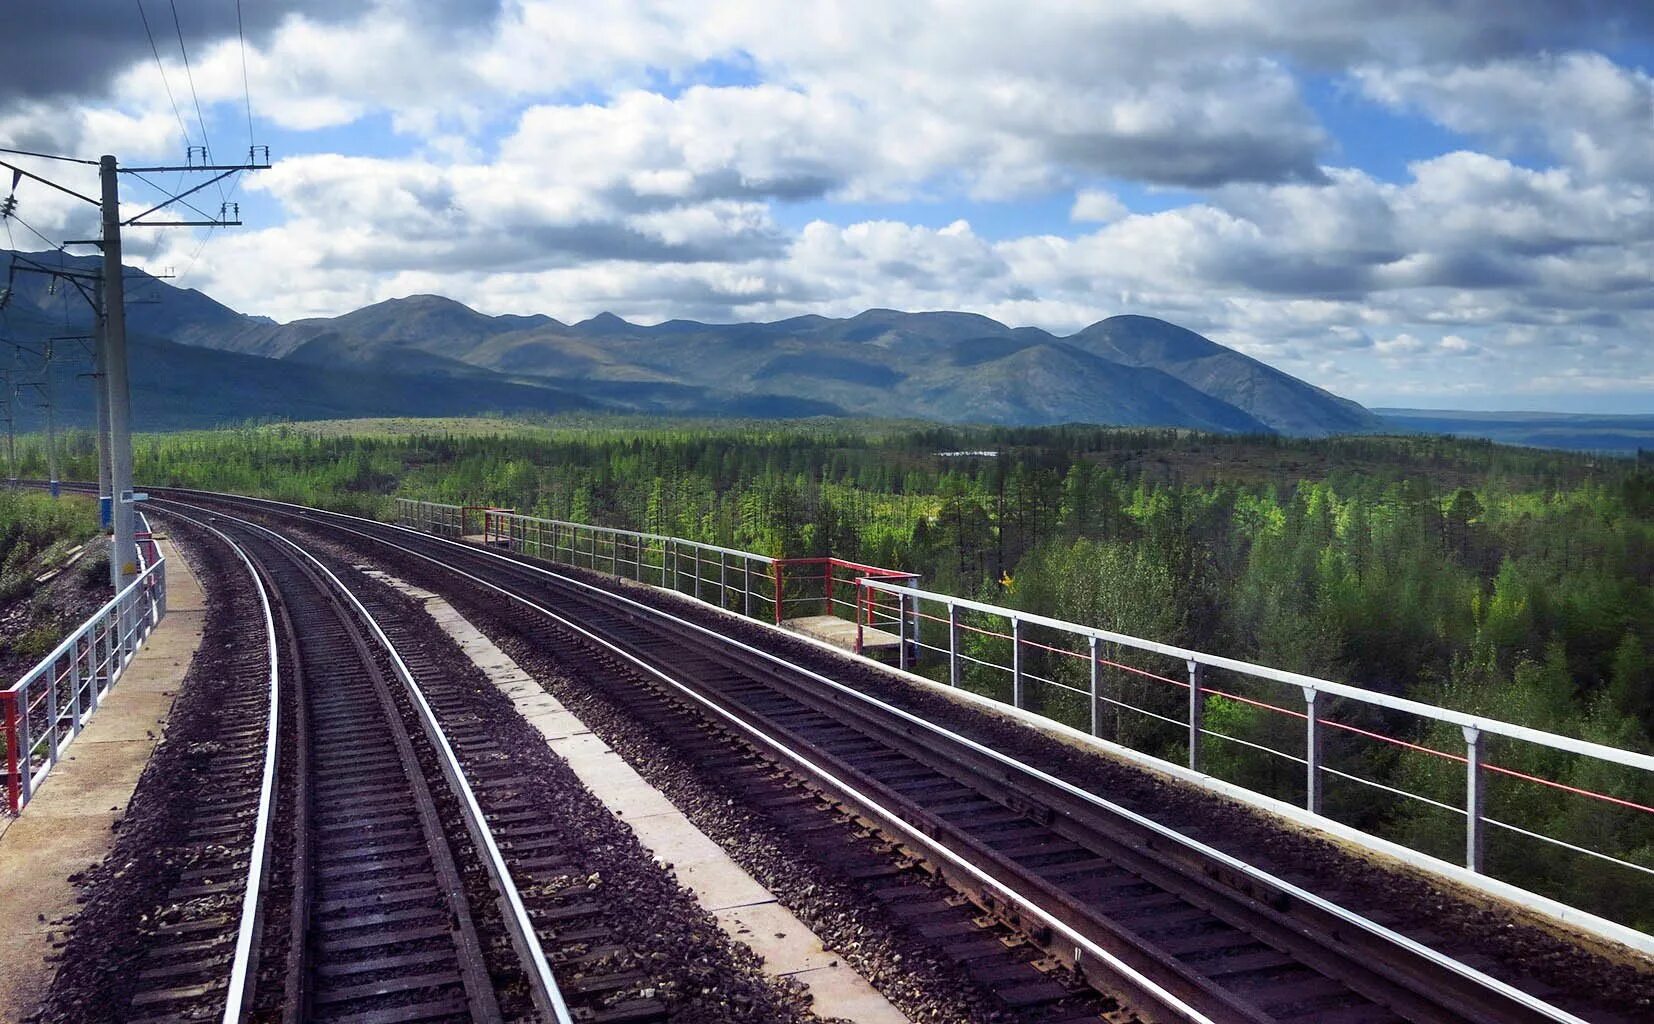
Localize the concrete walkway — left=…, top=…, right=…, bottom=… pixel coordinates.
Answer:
left=0, top=537, right=207, bottom=1021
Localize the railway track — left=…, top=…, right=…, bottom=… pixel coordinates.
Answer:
left=82, top=497, right=820, bottom=1024
left=135, top=506, right=569, bottom=1023
left=153, top=488, right=1611, bottom=1024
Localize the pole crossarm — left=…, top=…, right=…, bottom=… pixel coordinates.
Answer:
left=118, top=163, right=272, bottom=173
left=5, top=262, right=100, bottom=310
left=134, top=220, right=243, bottom=227
left=7, top=263, right=101, bottom=284
left=122, top=168, right=240, bottom=226
left=0, top=159, right=99, bottom=207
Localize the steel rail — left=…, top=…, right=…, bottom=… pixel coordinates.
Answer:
left=148, top=506, right=281, bottom=1024
left=153, top=498, right=574, bottom=1024
left=171, top=490, right=1598, bottom=1024
left=385, top=520, right=1589, bottom=1024
left=218, top=499, right=1219, bottom=1022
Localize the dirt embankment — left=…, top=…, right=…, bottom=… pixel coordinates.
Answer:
left=0, top=536, right=113, bottom=682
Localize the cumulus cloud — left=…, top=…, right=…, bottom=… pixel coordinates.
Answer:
left=1355, top=52, right=1654, bottom=181
left=1071, top=190, right=1129, bottom=223
left=6, top=1, right=1652, bottom=408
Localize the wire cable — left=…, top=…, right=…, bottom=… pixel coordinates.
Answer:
left=168, top=0, right=227, bottom=206
left=169, top=0, right=212, bottom=162
left=135, top=0, right=192, bottom=157
left=5, top=211, right=63, bottom=253
left=236, top=0, right=256, bottom=157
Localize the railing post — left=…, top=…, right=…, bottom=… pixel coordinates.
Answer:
left=45, top=660, right=61, bottom=767
left=855, top=581, right=866, bottom=654
left=1187, top=659, right=1204, bottom=772
left=948, top=601, right=961, bottom=687
left=1464, top=726, right=1485, bottom=872
left=90, top=619, right=105, bottom=710
left=772, top=561, right=783, bottom=625
left=15, top=681, right=33, bottom=806
left=693, top=546, right=702, bottom=600
left=897, top=589, right=909, bottom=671
left=1305, top=687, right=1323, bottom=814
left=1011, top=616, right=1024, bottom=709
left=743, top=559, right=752, bottom=618
left=826, top=566, right=834, bottom=618
left=719, top=553, right=728, bottom=609
left=69, top=639, right=83, bottom=735
left=909, top=581, right=921, bottom=663
left=1089, top=635, right=1101, bottom=736
left=3, top=693, right=20, bottom=813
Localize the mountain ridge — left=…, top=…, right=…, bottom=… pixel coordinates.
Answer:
left=1, top=248, right=1378, bottom=434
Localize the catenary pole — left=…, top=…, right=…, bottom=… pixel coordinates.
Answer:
left=95, top=275, right=113, bottom=533
left=5, top=345, right=15, bottom=486
left=100, top=155, right=137, bottom=586
left=42, top=339, right=57, bottom=497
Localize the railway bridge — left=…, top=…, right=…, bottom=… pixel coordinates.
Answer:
left=1, top=486, right=1649, bottom=1024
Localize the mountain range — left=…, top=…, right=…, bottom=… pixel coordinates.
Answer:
left=1, top=249, right=1378, bottom=434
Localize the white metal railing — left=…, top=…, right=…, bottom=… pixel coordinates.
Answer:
left=397, top=500, right=779, bottom=620
left=392, top=498, right=1654, bottom=927
left=857, top=576, right=1654, bottom=892
left=394, top=497, right=463, bottom=538
left=2, top=553, right=168, bottom=813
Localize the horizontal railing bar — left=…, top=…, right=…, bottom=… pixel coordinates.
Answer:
left=857, top=577, right=1654, bottom=772
left=4, top=558, right=165, bottom=695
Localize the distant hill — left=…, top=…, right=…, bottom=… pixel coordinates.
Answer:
left=1378, top=409, right=1654, bottom=454
left=1070, top=316, right=1376, bottom=435
left=2, top=248, right=1379, bottom=434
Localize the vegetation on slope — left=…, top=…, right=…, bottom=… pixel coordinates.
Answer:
left=0, top=491, right=106, bottom=678
left=20, top=416, right=1654, bottom=924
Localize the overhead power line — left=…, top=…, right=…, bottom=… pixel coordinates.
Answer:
left=236, top=0, right=255, bottom=152
left=134, top=0, right=193, bottom=155
left=169, top=0, right=213, bottom=163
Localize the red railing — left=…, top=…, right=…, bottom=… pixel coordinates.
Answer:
left=2, top=691, right=19, bottom=813
left=473, top=508, right=516, bottom=542
left=768, top=557, right=919, bottom=632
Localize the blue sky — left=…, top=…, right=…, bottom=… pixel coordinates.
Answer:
left=3, top=1, right=1651, bottom=413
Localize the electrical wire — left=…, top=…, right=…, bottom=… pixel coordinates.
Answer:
left=168, top=0, right=227, bottom=206
left=127, top=170, right=220, bottom=223
left=236, top=0, right=256, bottom=157
left=5, top=211, right=63, bottom=253
left=169, top=0, right=212, bottom=162
left=134, top=0, right=192, bottom=157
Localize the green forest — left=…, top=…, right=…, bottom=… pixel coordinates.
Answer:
left=19, top=415, right=1654, bottom=925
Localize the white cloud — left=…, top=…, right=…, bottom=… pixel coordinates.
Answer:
left=5, top=1, right=1652, bottom=409
left=1071, top=190, right=1128, bottom=223
left=1355, top=52, right=1654, bottom=182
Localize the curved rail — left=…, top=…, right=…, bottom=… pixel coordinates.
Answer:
left=154, top=499, right=573, bottom=1024
left=164, top=488, right=1604, bottom=1024
left=134, top=506, right=282, bottom=1023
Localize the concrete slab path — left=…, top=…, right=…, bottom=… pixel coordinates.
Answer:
left=0, top=536, right=208, bottom=1021
left=362, top=567, right=911, bottom=1024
